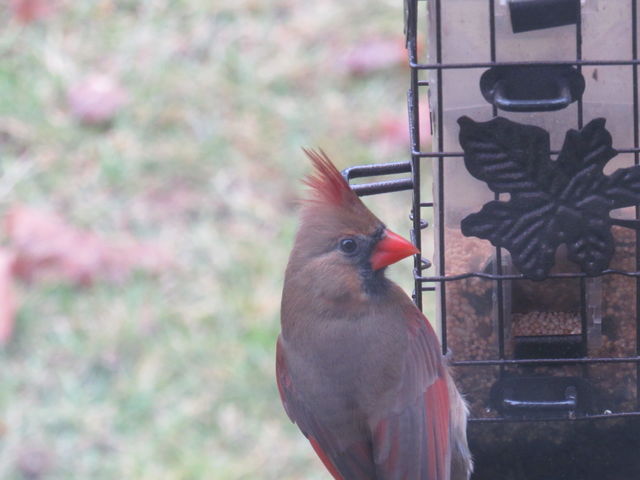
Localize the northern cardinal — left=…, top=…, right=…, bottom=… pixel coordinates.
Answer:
left=276, top=149, right=472, bottom=479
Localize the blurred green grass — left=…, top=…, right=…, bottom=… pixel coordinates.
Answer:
left=0, top=1, right=422, bottom=478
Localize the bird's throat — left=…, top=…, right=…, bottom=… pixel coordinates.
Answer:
left=360, top=267, right=390, bottom=297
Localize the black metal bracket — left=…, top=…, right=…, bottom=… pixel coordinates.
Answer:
left=509, top=0, right=581, bottom=34
left=514, top=334, right=583, bottom=359
left=341, top=161, right=413, bottom=196
left=491, top=376, right=591, bottom=418
left=480, top=65, right=585, bottom=112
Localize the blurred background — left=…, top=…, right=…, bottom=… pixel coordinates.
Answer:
left=0, top=1, right=424, bottom=478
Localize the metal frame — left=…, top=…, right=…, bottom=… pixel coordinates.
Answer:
left=345, top=0, right=640, bottom=423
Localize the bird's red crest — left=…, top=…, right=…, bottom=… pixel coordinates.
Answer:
left=302, top=148, right=357, bottom=206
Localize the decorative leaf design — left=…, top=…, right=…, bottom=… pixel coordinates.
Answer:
left=458, top=116, right=640, bottom=280
left=457, top=116, right=552, bottom=195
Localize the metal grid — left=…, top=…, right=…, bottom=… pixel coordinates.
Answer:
left=344, top=0, right=640, bottom=423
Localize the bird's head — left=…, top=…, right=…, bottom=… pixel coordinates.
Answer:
left=287, top=149, right=418, bottom=298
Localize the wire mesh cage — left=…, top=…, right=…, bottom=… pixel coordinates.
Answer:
left=343, top=1, right=640, bottom=478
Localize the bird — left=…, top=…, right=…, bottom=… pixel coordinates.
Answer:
left=276, top=149, right=472, bottom=480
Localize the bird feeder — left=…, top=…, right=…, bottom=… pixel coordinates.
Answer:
left=343, top=1, right=640, bottom=478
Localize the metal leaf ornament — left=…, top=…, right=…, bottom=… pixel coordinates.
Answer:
left=458, top=116, right=640, bottom=280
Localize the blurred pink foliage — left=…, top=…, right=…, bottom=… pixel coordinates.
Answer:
left=339, top=35, right=431, bottom=151
left=10, top=0, right=58, bottom=23
left=0, top=249, right=17, bottom=344
left=358, top=101, right=432, bottom=151
left=66, top=74, right=128, bottom=126
left=340, top=36, right=406, bottom=75
left=0, top=206, right=171, bottom=344
left=7, top=206, right=169, bottom=286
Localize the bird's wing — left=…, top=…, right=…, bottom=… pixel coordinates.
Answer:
left=371, top=305, right=451, bottom=480
left=276, top=337, right=376, bottom=480
left=276, top=299, right=450, bottom=480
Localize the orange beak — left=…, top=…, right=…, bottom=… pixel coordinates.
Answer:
left=370, top=229, right=420, bottom=271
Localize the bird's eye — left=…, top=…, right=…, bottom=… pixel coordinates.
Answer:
left=339, top=238, right=358, bottom=254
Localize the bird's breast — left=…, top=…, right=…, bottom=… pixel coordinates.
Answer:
left=286, top=312, right=408, bottom=425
